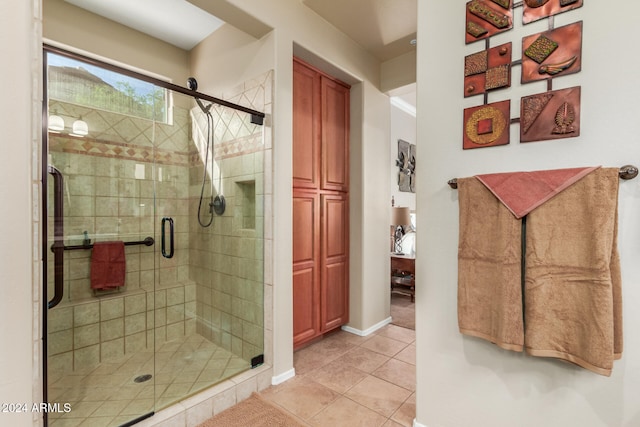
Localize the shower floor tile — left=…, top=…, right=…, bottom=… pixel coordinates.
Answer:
left=47, top=334, right=250, bottom=426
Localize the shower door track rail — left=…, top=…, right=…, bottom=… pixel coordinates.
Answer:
left=43, top=44, right=266, bottom=124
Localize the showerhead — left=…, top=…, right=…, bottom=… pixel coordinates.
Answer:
left=195, top=98, right=213, bottom=114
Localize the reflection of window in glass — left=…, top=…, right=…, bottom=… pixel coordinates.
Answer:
left=47, top=52, right=169, bottom=123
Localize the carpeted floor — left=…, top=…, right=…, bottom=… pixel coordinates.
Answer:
left=197, top=393, right=306, bottom=427
left=390, top=293, right=415, bottom=330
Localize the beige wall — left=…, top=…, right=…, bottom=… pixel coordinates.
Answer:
left=416, top=1, right=640, bottom=426
left=6, top=2, right=397, bottom=424
left=0, top=0, right=39, bottom=426
left=190, top=0, right=394, bottom=379
left=43, top=0, right=189, bottom=85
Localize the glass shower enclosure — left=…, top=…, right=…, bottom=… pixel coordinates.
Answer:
left=43, top=45, right=266, bottom=426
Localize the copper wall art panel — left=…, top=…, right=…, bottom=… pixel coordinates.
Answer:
left=464, top=42, right=512, bottom=97
left=465, top=0, right=513, bottom=44
left=521, top=21, right=582, bottom=84
left=463, top=100, right=511, bottom=149
left=523, top=0, right=583, bottom=24
left=520, top=86, right=581, bottom=143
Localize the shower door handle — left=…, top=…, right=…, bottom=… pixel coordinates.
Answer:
left=161, top=217, right=174, bottom=259
left=48, top=165, right=65, bottom=309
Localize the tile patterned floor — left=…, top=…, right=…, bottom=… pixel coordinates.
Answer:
left=47, top=335, right=249, bottom=427
left=260, top=324, right=416, bottom=427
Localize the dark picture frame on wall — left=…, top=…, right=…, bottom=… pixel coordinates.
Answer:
left=397, top=139, right=416, bottom=193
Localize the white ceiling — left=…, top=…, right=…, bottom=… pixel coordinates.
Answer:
left=64, top=0, right=225, bottom=50
left=302, top=0, right=417, bottom=62
left=64, top=0, right=417, bottom=104
left=65, top=0, right=416, bottom=61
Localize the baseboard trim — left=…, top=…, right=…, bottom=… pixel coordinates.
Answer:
left=271, top=368, right=295, bottom=385
left=341, top=316, right=392, bottom=336
left=413, top=419, right=427, bottom=427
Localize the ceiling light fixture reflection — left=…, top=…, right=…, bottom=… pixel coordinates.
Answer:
left=48, top=114, right=65, bottom=132
left=71, top=118, right=89, bottom=136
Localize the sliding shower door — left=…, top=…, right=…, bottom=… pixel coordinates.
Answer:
left=44, top=46, right=266, bottom=426
left=44, top=48, right=161, bottom=426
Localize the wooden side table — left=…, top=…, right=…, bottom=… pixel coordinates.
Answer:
left=390, top=254, right=415, bottom=302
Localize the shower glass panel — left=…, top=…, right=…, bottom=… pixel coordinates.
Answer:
left=44, top=48, right=265, bottom=426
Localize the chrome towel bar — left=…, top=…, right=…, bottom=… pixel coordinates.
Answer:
left=447, top=165, right=638, bottom=189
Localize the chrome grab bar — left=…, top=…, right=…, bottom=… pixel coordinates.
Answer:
left=53, top=236, right=155, bottom=252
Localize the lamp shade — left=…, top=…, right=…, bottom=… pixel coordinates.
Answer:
left=48, top=114, right=65, bottom=132
left=72, top=119, right=89, bottom=136
left=391, top=206, right=411, bottom=226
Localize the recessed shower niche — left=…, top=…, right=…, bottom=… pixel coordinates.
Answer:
left=237, top=180, right=256, bottom=230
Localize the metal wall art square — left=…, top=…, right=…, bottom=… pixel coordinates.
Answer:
left=465, top=42, right=512, bottom=97
left=520, top=86, right=581, bottom=143
left=523, top=0, right=583, bottom=25
left=463, top=100, right=511, bottom=149
left=521, top=21, right=582, bottom=84
left=466, top=0, right=513, bottom=44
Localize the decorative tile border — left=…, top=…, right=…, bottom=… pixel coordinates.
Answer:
left=49, top=134, right=191, bottom=167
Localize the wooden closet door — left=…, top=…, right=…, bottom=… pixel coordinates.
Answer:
left=321, top=76, right=350, bottom=193
left=321, top=192, right=349, bottom=331
left=292, top=190, right=320, bottom=345
left=293, top=59, right=321, bottom=190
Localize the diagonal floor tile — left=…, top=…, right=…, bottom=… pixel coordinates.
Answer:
left=376, top=325, right=415, bottom=344
left=309, top=396, right=388, bottom=427
left=332, top=346, right=390, bottom=373
left=372, top=358, right=415, bottom=392
left=361, top=335, right=408, bottom=358
left=345, top=376, right=411, bottom=417
left=305, top=359, right=369, bottom=394
left=261, top=375, right=340, bottom=420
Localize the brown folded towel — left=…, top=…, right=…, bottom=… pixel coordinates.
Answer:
left=457, top=168, right=622, bottom=376
left=457, top=177, right=524, bottom=352
left=524, top=168, right=622, bottom=376
left=90, top=241, right=126, bottom=290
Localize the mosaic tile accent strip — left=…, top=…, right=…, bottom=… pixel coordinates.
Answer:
left=49, top=134, right=191, bottom=167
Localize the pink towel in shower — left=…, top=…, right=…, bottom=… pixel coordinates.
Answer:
left=90, top=241, right=126, bottom=290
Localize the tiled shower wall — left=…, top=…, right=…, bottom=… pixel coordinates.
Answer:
left=46, top=99, right=196, bottom=374
left=192, top=70, right=273, bottom=362
left=45, top=70, right=273, bottom=376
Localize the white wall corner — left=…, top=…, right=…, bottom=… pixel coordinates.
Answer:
left=342, top=316, right=392, bottom=336
left=271, top=368, right=295, bottom=386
